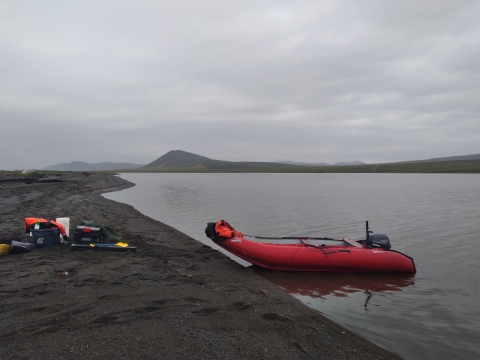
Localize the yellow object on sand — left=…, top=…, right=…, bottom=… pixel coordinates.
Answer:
left=0, top=244, right=10, bottom=256
left=89, top=242, right=129, bottom=248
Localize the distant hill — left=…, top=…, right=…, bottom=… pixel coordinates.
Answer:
left=44, top=150, right=480, bottom=174
left=142, top=150, right=297, bottom=170
left=277, top=161, right=329, bottom=166
left=398, top=153, right=480, bottom=164
left=135, top=150, right=480, bottom=173
left=278, top=161, right=365, bottom=166
left=43, top=161, right=145, bottom=171
left=143, top=150, right=212, bottom=168
left=333, top=161, right=365, bottom=166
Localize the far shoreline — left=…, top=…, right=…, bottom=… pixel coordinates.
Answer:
left=119, top=158, right=480, bottom=174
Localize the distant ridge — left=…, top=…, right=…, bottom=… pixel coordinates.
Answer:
left=142, top=150, right=297, bottom=170
left=277, top=161, right=329, bottom=166
left=43, top=161, right=145, bottom=171
left=397, top=153, right=480, bottom=164
left=144, top=151, right=480, bottom=168
left=278, top=161, right=365, bottom=166
left=42, top=150, right=480, bottom=173
left=143, top=150, right=212, bottom=168
left=333, top=161, right=365, bottom=166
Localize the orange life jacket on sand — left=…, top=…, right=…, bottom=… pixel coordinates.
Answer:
left=214, top=220, right=243, bottom=240
left=24, top=217, right=67, bottom=237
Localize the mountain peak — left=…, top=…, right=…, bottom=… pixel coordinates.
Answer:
left=143, top=150, right=212, bottom=168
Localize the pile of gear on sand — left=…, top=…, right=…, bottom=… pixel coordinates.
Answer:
left=0, top=218, right=136, bottom=257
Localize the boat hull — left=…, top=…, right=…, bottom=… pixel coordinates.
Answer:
left=215, top=237, right=416, bottom=273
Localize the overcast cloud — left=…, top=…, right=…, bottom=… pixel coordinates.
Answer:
left=1, top=0, right=479, bottom=169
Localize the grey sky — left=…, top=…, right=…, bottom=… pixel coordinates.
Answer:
left=1, top=0, right=479, bottom=169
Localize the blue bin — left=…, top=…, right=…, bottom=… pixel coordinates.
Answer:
left=31, top=228, right=60, bottom=248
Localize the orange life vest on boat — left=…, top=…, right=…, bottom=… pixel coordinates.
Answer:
left=214, top=220, right=243, bottom=240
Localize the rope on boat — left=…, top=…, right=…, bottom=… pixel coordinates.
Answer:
left=299, top=238, right=328, bottom=257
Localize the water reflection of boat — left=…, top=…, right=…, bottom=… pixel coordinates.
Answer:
left=253, top=269, right=415, bottom=298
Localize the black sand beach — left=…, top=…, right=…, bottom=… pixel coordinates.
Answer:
left=0, top=172, right=402, bottom=359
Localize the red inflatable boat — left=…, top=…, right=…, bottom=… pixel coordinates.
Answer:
left=205, top=220, right=416, bottom=273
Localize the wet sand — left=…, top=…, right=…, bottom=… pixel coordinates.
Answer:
left=0, top=172, right=402, bottom=359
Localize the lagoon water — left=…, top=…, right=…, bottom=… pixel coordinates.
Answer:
left=104, top=173, right=480, bottom=359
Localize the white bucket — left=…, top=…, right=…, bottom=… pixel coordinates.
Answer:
left=56, top=217, right=70, bottom=237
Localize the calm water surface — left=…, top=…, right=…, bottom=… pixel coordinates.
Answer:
left=104, top=173, right=480, bottom=359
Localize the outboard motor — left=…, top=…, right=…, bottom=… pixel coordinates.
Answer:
left=365, top=221, right=391, bottom=250
left=366, top=234, right=391, bottom=250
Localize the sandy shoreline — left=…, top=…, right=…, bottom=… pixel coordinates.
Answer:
left=0, top=172, right=401, bottom=359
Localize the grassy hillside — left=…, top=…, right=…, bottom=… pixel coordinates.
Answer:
left=141, top=150, right=298, bottom=171
left=124, top=159, right=480, bottom=173
left=398, top=153, right=480, bottom=164
left=110, top=150, right=480, bottom=173
left=143, top=150, right=212, bottom=168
